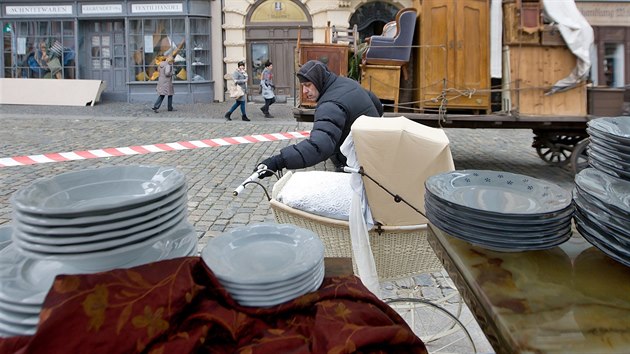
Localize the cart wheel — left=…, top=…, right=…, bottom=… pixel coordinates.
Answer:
left=570, top=138, right=590, bottom=174
left=533, top=131, right=586, bottom=166
left=386, top=298, right=478, bottom=353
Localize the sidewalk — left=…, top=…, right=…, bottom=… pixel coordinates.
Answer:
left=1, top=100, right=525, bottom=353
left=0, top=100, right=299, bottom=122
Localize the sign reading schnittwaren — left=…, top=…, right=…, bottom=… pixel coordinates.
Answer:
left=131, top=3, right=183, bottom=13
left=6, top=5, right=73, bottom=15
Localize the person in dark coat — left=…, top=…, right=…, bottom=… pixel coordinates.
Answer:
left=255, top=60, right=383, bottom=177
left=152, top=55, right=175, bottom=113
left=259, top=60, right=276, bottom=118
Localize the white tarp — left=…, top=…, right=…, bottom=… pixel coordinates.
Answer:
left=542, top=0, right=594, bottom=95
left=491, top=0, right=503, bottom=79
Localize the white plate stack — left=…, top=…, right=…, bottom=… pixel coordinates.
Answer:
left=0, top=165, right=197, bottom=337
left=573, top=168, right=630, bottom=267
left=202, top=223, right=325, bottom=308
left=586, top=117, right=630, bottom=181
left=424, top=170, right=573, bottom=251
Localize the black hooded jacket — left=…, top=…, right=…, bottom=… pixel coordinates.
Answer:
left=278, top=60, right=383, bottom=169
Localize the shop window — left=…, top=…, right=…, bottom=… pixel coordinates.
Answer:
left=250, top=43, right=269, bottom=86
left=603, top=43, right=625, bottom=88
left=129, top=18, right=187, bottom=82
left=189, top=18, right=210, bottom=82
left=3, top=20, right=76, bottom=79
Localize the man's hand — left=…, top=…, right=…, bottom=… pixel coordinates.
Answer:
left=254, top=155, right=283, bottom=179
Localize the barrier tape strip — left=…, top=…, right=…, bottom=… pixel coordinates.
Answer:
left=0, top=131, right=311, bottom=168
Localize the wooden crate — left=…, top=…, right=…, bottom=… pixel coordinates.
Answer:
left=541, top=25, right=566, bottom=46
left=508, top=46, right=587, bottom=116
left=503, top=2, right=540, bottom=45
left=588, top=87, right=625, bottom=116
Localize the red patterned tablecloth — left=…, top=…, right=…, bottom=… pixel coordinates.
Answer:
left=0, top=257, right=426, bottom=354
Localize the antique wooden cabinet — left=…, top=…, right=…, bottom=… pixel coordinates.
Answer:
left=298, top=43, right=348, bottom=107
left=417, top=0, right=490, bottom=112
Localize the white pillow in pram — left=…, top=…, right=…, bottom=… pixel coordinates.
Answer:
left=277, top=171, right=352, bottom=221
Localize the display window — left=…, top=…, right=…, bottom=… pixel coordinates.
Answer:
left=129, top=18, right=186, bottom=82
left=3, top=20, right=76, bottom=79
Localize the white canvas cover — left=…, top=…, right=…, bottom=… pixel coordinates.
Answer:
left=542, top=0, right=594, bottom=94
left=351, top=116, right=455, bottom=226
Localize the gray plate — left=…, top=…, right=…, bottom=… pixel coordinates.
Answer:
left=202, top=223, right=323, bottom=285
left=588, top=116, right=630, bottom=141
left=11, top=165, right=185, bottom=216
left=425, top=170, right=571, bottom=216
left=574, top=168, right=630, bottom=214
left=425, top=196, right=572, bottom=234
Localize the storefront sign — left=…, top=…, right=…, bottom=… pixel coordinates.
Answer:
left=577, top=2, right=630, bottom=27
left=131, top=3, right=183, bottom=13
left=5, top=5, right=73, bottom=16
left=82, top=4, right=123, bottom=14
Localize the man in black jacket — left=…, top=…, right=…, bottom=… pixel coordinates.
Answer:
left=256, top=60, right=383, bottom=177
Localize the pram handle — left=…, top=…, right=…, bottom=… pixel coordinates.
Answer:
left=233, top=164, right=269, bottom=196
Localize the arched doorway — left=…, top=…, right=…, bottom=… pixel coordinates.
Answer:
left=246, top=0, right=312, bottom=99
left=350, top=2, right=400, bottom=43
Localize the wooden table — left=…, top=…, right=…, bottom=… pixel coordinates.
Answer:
left=427, top=224, right=630, bottom=354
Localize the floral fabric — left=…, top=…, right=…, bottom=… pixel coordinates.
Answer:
left=1, top=257, right=426, bottom=354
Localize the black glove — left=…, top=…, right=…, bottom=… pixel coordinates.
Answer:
left=254, top=155, right=284, bottom=179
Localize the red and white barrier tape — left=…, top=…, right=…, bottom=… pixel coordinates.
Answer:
left=0, top=131, right=310, bottom=167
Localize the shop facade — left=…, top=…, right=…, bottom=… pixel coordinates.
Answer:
left=1, top=0, right=216, bottom=103
left=577, top=0, right=630, bottom=89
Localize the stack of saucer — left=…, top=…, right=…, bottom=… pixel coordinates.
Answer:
left=425, top=170, right=573, bottom=251
left=573, top=168, right=630, bottom=267
left=202, top=223, right=325, bottom=307
left=0, top=165, right=198, bottom=337
left=586, top=117, right=630, bottom=181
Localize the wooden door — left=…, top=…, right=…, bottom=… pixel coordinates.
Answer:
left=454, top=0, right=489, bottom=109
left=85, top=21, right=126, bottom=98
left=420, top=0, right=455, bottom=107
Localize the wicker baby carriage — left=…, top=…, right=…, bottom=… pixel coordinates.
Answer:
left=266, top=117, right=479, bottom=351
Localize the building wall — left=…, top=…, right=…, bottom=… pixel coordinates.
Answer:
left=218, top=0, right=412, bottom=101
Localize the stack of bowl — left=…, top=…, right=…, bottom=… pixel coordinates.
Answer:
left=202, top=223, right=325, bottom=308
left=0, top=165, right=197, bottom=337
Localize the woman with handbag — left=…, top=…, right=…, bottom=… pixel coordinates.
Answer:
left=224, top=61, right=250, bottom=121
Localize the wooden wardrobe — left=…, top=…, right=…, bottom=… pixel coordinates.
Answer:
left=416, top=0, right=490, bottom=112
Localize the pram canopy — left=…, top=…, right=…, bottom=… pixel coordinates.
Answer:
left=351, top=116, right=455, bottom=226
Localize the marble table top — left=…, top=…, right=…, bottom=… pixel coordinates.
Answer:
left=428, top=224, right=630, bottom=354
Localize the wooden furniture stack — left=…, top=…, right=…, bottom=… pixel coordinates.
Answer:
left=503, top=0, right=586, bottom=116
left=414, top=0, right=491, bottom=113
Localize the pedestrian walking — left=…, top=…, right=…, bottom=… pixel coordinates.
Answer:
left=152, top=55, right=175, bottom=113
left=255, top=60, right=383, bottom=177
left=259, top=60, right=276, bottom=118
left=224, top=61, right=250, bottom=121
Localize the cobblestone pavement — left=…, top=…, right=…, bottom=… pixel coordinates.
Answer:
left=0, top=100, right=578, bottom=352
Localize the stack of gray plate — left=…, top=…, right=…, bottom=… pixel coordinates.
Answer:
left=424, top=170, right=573, bottom=251
left=202, top=223, right=325, bottom=308
left=586, top=117, right=630, bottom=181
left=573, top=168, right=630, bottom=267
left=0, top=166, right=197, bottom=337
